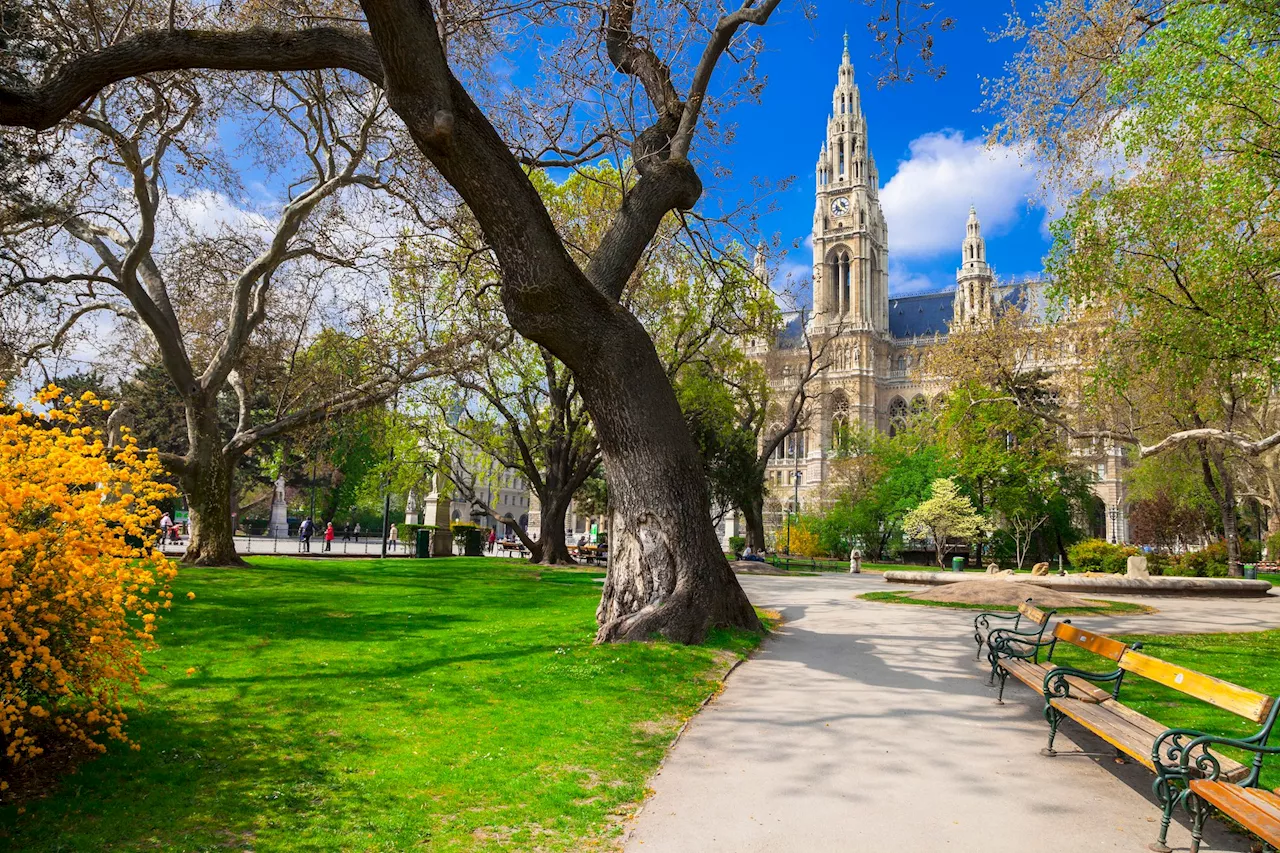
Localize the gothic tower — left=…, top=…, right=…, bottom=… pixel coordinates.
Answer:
left=952, top=205, right=995, bottom=326
left=812, top=34, right=889, bottom=333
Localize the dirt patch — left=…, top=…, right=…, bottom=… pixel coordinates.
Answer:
left=633, top=717, right=679, bottom=737
left=909, top=579, right=1094, bottom=609
left=728, top=560, right=789, bottom=575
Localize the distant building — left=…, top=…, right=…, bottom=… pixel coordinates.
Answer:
left=756, top=39, right=1128, bottom=544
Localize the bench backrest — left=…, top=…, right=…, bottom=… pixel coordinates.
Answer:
left=1018, top=600, right=1051, bottom=626
left=1052, top=623, right=1129, bottom=661
left=1118, top=649, right=1276, bottom=723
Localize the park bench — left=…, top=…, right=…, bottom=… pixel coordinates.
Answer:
left=1041, top=646, right=1280, bottom=852
left=991, top=621, right=1141, bottom=706
left=973, top=599, right=1055, bottom=671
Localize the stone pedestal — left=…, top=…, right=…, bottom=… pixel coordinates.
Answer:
left=268, top=475, right=289, bottom=538
left=421, top=473, right=454, bottom=557
left=404, top=489, right=419, bottom=527
left=1127, top=555, right=1150, bottom=579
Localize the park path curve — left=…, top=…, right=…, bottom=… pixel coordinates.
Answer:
left=624, top=574, right=1280, bottom=853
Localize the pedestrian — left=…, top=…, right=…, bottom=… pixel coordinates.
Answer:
left=354, top=521, right=361, bottom=543
left=342, top=522, right=351, bottom=542
left=388, top=524, right=399, bottom=552
left=324, top=521, right=335, bottom=552
left=158, top=511, right=173, bottom=548
left=299, top=517, right=313, bottom=553
left=488, top=528, right=497, bottom=554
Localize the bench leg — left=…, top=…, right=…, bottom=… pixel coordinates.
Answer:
left=1149, top=775, right=1179, bottom=853
left=985, top=648, right=1000, bottom=686
left=974, top=630, right=985, bottom=660
left=995, top=667, right=1009, bottom=704
left=1185, top=792, right=1207, bottom=853
left=1041, top=705, right=1061, bottom=757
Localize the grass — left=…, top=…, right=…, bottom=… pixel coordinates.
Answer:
left=856, top=590, right=1154, bottom=616
left=0, top=556, right=764, bottom=852
left=1049, top=629, right=1280, bottom=790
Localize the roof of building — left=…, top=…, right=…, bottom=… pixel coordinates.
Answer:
left=888, top=291, right=953, bottom=338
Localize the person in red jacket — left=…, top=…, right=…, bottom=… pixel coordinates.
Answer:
left=324, top=521, right=335, bottom=552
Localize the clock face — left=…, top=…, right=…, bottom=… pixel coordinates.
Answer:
left=830, top=196, right=850, bottom=216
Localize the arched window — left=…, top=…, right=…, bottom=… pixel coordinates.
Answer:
left=888, top=397, right=909, bottom=437
left=910, top=395, right=929, bottom=416
left=896, top=355, right=905, bottom=371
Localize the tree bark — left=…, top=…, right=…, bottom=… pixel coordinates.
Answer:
left=1199, top=442, right=1243, bottom=577
left=179, top=413, right=245, bottom=567
left=742, top=496, right=767, bottom=552
left=586, top=318, right=760, bottom=643
left=533, top=494, right=576, bottom=566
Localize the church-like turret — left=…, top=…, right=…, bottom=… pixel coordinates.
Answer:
left=952, top=206, right=995, bottom=327
left=811, top=34, right=888, bottom=333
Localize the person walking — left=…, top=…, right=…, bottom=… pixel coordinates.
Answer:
left=299, top=517, right=313, bottom=553
left=488, top=528, right=497, bottom=554
left=353, top=521, right=361, bottom=543
left=157, top=511, right=173, bottom=549
left=342, top=522, right=351, bottom=542
left=388, top=524, right=399, bottom=552
left=324, top=521, right=335, bottom=552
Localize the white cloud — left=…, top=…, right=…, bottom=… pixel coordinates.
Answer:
left=881, top=130, right=1040, bottom=260
left=166, top=188, right=274, bottom=239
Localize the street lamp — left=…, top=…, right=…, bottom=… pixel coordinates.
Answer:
left=1108, top=505, right=1119, bottom=544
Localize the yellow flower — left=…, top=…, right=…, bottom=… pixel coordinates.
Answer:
left=185, top=668, right=196, bottom=676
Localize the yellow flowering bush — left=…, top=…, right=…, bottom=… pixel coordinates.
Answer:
left=0, top=386, right=176, bottom=783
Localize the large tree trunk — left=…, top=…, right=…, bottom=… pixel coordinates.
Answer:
left=1199, top=443, right=1242, bottom=577
left=180, top=408, right=246, bottom=567
left=532, top=494, right=576, bottom=566
left=580, top=318, right=760, bottom=644
left=742, top=497, right=767, bottom=552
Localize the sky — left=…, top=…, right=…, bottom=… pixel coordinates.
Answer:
left=715, top=1, right=1049, bottom=298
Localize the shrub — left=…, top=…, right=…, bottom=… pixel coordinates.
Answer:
left=1066, top=539, right=1138, bottom=573
left=1268, top=531, right=1280, bottom=563
left=727, top=535, right=746, bottom=557
left=1, top=387, right=176, bottom=780
left=773, top=521, right=823, bottom=558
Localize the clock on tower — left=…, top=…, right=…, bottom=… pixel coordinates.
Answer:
left=830, top=196, right=850, bottom=217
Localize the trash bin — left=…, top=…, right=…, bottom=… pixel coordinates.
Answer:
left=462, top=527, right=484, bottom=557
left=951, top=555, right=965, bottom=572
left=1244, top=563, right=1258, bottom=580
left=415, top=527, right=432, bottom=558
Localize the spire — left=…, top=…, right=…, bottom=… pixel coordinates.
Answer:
left=842, top=30, right=850, bottom=64
left=753, top=241, right=768, bottom=284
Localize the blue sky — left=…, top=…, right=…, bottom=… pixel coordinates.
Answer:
left=714, top=1, right=1049, bottom=297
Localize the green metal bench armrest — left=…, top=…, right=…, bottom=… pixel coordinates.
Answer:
left=1171, top=725, right=1280, bottom=786
left=1042, top=664, right=1124, bottom=699
left=975, top=611, right=1021, bottom=631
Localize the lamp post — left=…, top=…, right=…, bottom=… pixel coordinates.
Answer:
left=380, top=448, right=394, bottom=559
left=1108, top=505, right=1119, bottom=544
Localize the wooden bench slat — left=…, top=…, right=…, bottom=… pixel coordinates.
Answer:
left=1017, top=601, right=1051, bottom=625
left=1189, top=782, right=1280, bottom=846
left=1119, top=650, right=1276, bottom=723
left=1001, top=660, right=1111, bottom=703
left=1050, top=697, right=1162, bottom=769
left=1050, top=697, right=1249, bottom=781
left=1052, top=623, right=1128, bottom=661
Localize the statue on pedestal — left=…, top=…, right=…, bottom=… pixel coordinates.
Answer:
left=268, top=473, right=289, bottom=539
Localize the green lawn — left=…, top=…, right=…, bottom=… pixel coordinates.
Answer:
left=0, top=557, right=763, bottom=852
left=857, top=590, right=1153, bottom=615
left=1046, top=629, right=1280, bottom=789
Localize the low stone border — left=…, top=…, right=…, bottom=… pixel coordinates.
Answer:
left=882, top=571, right=1273, bottom=597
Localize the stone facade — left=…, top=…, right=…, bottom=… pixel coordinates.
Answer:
left=757, top=42, right=1130, bottom=544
